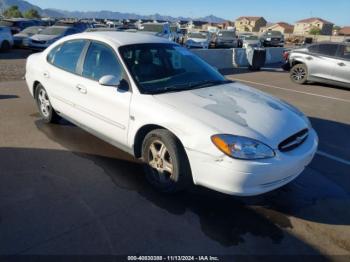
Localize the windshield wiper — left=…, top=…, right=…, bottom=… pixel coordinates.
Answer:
left=145, top=79, right=233, bottom=95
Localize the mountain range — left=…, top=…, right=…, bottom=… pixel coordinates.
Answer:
left=0, top=0, right=227, bottom=22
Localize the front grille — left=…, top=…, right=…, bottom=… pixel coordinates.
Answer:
left=278, top=129, right=309, bottom=152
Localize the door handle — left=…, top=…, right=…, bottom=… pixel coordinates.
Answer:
left=306, top=56, right=313, bottom=61
left=338, top=62, right=346, bottom=67
left=43, top=71, right=50, bottom=78
left=76, top=84, right=87, bottom=94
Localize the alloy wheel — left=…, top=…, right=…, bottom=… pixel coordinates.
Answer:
left=148, top=140, right=174, bottom=184
left=38, top=89, right=51, bottom=118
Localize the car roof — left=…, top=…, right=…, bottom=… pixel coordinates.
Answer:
left=68, top=31, right=172, bottom=46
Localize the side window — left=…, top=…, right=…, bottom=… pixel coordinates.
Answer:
left=48, top=40, right=86, bottom=73
left=317, top=44, right=338, bottom=57
left=82, top=42, right=122, bottom=81
left=308, top=44, right=319, bottom=53
left=337, top=45, right=350, bottom=60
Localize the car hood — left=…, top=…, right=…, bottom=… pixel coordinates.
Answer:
left=153, top=82, right=308, bottom=149
left=244, top=39, right=260, bottom=44
left=30, top=34, right=60, bottom=41
left=13, top=33, right=28, bottom=38
left=187, top=38, right=208, bottom=43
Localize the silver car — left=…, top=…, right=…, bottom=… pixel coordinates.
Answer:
left=289, top=42, right=350, bottom=88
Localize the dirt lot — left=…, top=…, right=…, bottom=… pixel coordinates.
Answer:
left=0, top=49, right=350, bottom=259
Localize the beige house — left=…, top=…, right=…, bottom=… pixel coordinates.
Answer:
left=293, top=17, right=334, bottom=35
left=235, top=16, right=267, bottom=32
left=260, top=22, right=294, bottom=34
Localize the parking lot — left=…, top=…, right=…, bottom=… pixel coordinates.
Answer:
left=0, top=49, right=350, bottom=258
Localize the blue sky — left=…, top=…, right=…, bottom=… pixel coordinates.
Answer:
left=29, top=0, right=350, bottom=26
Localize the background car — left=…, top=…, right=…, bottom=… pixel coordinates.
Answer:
left=185, top=31, right=210, bottom=49
left=260, top=30, right=284, bottom=47
left=13, top=26, right=45, bottom=47
left=240, top=34, right=261, bottom=48
left=26, top=26, right=79, bottom=50
left=213, top=29, right=239, bottom=48
left=289, top=42, right=350, bottom=88
left=0, top=26, right=13, bottom=51
left=0, top=18, right=41, bottom=34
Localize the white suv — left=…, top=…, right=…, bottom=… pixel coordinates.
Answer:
left=0, top=26, right=13, bottom=51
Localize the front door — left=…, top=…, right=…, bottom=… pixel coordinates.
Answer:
left=73, top=41, right=132, bottom=148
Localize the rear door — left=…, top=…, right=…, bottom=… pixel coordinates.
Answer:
left=332, top=44, right=350, bottom=86
left=44, top=39, right=88, bottom=121
left=306, top=43, right=339, bottom=81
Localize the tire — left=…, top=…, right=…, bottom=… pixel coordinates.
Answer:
left=35, top=84, right=60, bottom=123
left=142, top=129, right=192, bottom=193
left=290, top=63, right=308, bottom=84
left=0, top=40, right=10, bottom=51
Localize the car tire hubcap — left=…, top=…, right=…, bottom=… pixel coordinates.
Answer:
left=292, top=67, right=306, bottom=81
left=38, top=89, right=51, bottom=118
left=148, top=140, right=174, bottom=183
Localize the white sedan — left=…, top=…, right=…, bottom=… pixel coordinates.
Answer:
left=25, top=32, right=318, bottom=196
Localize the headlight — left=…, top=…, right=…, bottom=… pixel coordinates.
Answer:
left=211, top=134, right=275, bottom=160
left=266, top=38, right=271, bottom=41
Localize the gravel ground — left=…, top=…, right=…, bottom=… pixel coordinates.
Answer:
left=0, top=49, right=33, bottom=82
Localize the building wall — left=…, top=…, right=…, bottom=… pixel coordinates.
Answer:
left=235, top=18, right=266, bottom=32
left=294, top=21, right=334, bottom=35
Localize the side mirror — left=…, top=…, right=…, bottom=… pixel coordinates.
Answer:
left=99, top=75, right=121, bottom=87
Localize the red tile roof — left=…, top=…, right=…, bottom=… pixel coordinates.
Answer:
left=339, top=27, right=350, bottom=36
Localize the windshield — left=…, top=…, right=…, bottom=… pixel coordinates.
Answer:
left=21, top=27, right=42, bottom=34
left=140, top=24, right=164, bottom=33
left=266, top=31, right=282, bottom=36
left=188, top=32, right=207, bottom=39
left=39, top=27, right=67, bottom=35
left=119, top=43, right=229, bottom=94
left=244, top=35, right=258, bottom=40
left=218, top=31, right=235, bottom=37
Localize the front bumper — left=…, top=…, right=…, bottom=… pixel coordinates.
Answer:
left=186, top=129, right=318, bottom=196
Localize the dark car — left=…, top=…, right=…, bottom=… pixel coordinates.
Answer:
left=0, top=19, right=42, bottom=34
left=213, top=30, right=239, bottom=48
left=260, top=30, right=284, bottom=47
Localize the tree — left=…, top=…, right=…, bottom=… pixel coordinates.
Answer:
left=309, top=27, right=321, bottom=35
left=3, top=6, right=23, bottom=18
left=23, top=9, right=41, bottom=19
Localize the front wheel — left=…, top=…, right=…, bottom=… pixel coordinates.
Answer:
left=142, top=129, right=192, bottom=193
left=0, top=40, right=10, bottom=51
left=35, top=84, right=60, bottom=123
left=290, top=63, right=308, bottom=84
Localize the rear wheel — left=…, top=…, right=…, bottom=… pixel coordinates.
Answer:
left=142, top=129, right=192, bottom=193
left=290, top=63, right=308, bottom=84
left=35, top=84, right=60, bottom=123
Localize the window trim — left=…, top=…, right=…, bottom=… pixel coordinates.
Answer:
left=46, top=39, right=89, bottom=76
